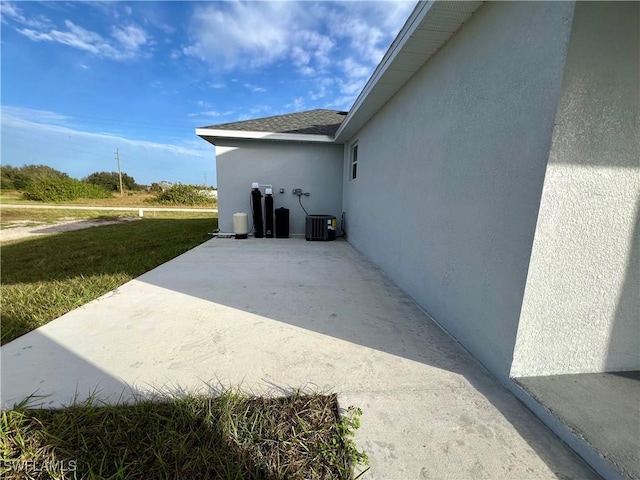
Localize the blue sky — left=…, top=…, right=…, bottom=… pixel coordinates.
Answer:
left=1, top=1, right=416, bottom=186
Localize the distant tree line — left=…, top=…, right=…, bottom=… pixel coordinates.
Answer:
left=1, top=164, right=69, bottom=190
left=83, top=171, right=141, bottom=192
left=1, top=164, right=142, bottom=202
left=1, top=164, right=216, bottom=205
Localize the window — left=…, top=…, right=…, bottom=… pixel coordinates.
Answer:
left=351, top=142, right=358, bottom=180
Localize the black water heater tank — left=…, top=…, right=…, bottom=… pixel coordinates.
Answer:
left=264, top=189, right=274, bottom=238
left=251, top=187, right=264, bottom=238
left=275, top=207, right=289, bottom=238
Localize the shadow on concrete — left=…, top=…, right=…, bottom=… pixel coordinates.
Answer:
left=1, top=332, right=347, bottom=478
left=135, top=238, right=598, bottom=479
left=138, top=239, right=480, bottom=375
left=1, top=330, right=132, bottom=410
left=0, top=235, right=599, bottom=477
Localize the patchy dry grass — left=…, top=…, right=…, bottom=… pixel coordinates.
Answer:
left=1, top=189, right=216, bottom=208
left=0, top=390, right=368, bottom=479
left=1, top=189, right=153, bottom=206
left=0, top=208, right=215, bottom=229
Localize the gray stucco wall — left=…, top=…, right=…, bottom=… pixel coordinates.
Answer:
left=511, top=1, right=640, bottom=376
left=215, top=140, right=343, bottom=235
left=342, top=1, right=575, bottom=379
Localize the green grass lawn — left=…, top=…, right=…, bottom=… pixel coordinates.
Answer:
left=0, top=212, right=369, bottom=479
left=1, top=216, right=216, bottom=344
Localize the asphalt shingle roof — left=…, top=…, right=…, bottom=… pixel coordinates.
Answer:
left=202, top=109, right=348, bottom=136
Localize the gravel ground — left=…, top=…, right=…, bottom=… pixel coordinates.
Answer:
left=0, top=217, right=140, bottom=242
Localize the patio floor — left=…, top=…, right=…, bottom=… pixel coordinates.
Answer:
left=1, top=238, right=598, bottom=479
left=516, top=372, right=640, bottom=480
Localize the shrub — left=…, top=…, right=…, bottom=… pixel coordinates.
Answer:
left=1, top=164, right=69, bottom=191
left=1, top=175, right=15, bottom=190
left=147, top=184, right=216, bottom=206
left=84, top=171, right=140, bottom=191
left=23, top=177, right=112, bottom=202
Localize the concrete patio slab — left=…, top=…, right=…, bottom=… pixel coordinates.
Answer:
left=1, top=238, right=598, bottom=479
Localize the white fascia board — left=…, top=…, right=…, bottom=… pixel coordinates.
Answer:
left=195, top=128, right=335, bottom=144
left=334, top=0, right=437, bottom=142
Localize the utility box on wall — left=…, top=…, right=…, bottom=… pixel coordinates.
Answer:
left=305, top=215, right=336, bottom=241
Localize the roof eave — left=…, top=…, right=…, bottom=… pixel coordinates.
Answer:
left=335, top=0, right=483, bottom=143
left=195, top=128, right=336, bottom=144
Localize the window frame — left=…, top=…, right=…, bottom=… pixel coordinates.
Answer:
left=350, top=141, right=358, bottom=180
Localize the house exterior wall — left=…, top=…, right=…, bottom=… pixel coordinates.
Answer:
left=215, top=140, right=343, bottom=235
left=511, top=1, right=640, bottom=376
left=342, top=1, right=575, bottom=379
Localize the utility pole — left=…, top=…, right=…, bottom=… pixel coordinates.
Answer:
left=204, top=171, right=207, bottom=187
left=115, top=148, right=124, bottom=197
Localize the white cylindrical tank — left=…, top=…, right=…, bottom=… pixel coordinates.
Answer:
left=233, top=212, right=249, bottom=239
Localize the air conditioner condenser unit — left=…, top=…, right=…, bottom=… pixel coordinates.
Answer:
left=305, top=215, right=336, bottom=241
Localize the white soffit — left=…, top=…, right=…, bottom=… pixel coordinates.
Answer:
left=195, top=128, right=335, bottom=144
left=335, top=0, right=483, bottom=143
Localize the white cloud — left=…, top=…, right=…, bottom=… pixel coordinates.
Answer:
left=325, top=2, right=412, bottom=65
left=1, top=107, right=202, bottom=157
left=111, top=24, right=148, bottom=51
left=291, top=30, right=334, bottom=72
left=183, top=1, right=417, bottom=110
left=158, top=23, right=175, bottom=35
left=325, top=95, right=358, bottom=111
left=285, top=97, right=305, bottom=111
left=8, top=3, right=152, bottom=62
left=309, top=77, right=334, bottom=101
left=188, top=110, right=221, bottom=118
left=0, top=2, right=22, bottom=23
left=338, top=57, right=373, bottom=96
left=186, top=102, right=237, bottom=122
left=183, top=2, right=373, bottom=73
left=184, top=2, right=415, bottom=69
left=18, top=21, right=116, bottom=58
left=243, top=83, right=266, bottom=93
left=249, top=105, right=271, bottom=115
left=124, top=6, right=132, bottom=16
left=1, top=106, right=212, bottom=185
left=188, top=109, right=236, bottom=124
left=1, top=106, right=74, bottom=125
left=0, top=2, right=52, bottom=29
left=183, top=2, right=298, bottom=69
left=341, top=57, right=373, bottom=81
